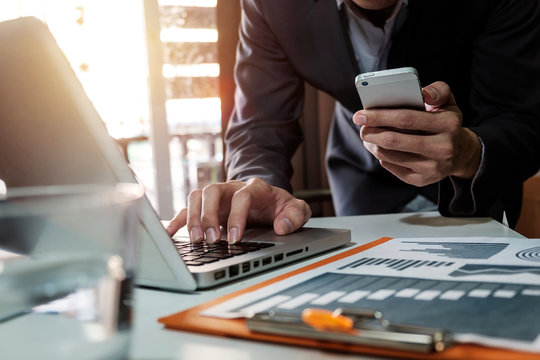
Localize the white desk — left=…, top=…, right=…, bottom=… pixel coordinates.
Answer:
left=131, top=212, right=521, bottom=360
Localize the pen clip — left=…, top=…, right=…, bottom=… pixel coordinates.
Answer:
left=335, top=307, right=452, bottom=352
left=246, top=307, right=453, bottom=353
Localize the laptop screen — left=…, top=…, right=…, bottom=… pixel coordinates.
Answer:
left=0, top=17, right=202, bottom=291
left=0, top=18, right=119, bottom=189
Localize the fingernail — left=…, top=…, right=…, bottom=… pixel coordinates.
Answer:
left=189, top=227, right=203, bottom=243
left=205, top=227, right=219, bottom=244
left=353, top=114, right=367, bottom=125
left=228, top=227, right=239, bottom=244
left=424, top=87, right=438, bottom=101
left=277, top=217, right=293, bottom=234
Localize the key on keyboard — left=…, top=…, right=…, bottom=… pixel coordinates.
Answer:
left=173, top=240, right=274, bottom=266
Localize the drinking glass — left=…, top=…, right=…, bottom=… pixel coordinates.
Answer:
left=0, top=183, right=144, bottom=359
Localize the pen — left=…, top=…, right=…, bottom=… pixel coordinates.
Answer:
left=301, top=308, right=354, bottom=332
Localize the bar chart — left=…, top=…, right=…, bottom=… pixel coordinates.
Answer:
left=236, top=272, right=540, bottom=342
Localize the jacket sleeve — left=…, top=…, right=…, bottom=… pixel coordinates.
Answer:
left=224, top=0, right=305, bottom=192
left=438, top=0, right=540, bottom=226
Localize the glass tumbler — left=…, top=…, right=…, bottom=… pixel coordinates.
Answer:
left=0, top=183, right=144, bottom=360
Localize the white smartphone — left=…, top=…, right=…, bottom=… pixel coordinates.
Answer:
left=355, top=67, right=425, bottom=110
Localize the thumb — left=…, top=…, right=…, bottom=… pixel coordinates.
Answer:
left=273, top=200, right=312, bottom=235
left=422, top=81, right=456, bottom=108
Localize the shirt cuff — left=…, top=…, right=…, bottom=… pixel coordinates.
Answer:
left=447, top=137, right=486, bottom=216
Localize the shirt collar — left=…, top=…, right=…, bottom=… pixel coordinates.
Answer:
left=336, top=0, right=408, bottom=10
left=337, top=0, right=406, bottom=25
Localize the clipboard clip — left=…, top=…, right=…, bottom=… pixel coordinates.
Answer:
left=246, top=307, right=453, bottom=353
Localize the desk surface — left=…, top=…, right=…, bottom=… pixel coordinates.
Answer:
left=131, top=212, right=521, bottom=360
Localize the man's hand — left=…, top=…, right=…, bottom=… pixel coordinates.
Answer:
left=353, top=81, right=482, bottom=187
left=165, top=178, right=311, bottom=244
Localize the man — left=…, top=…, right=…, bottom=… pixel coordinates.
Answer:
left=167, top=0, right=540, bottom=244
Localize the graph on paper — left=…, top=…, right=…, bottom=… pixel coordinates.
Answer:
left=203, top=237, right=540, bottom=351
left=234, top=272, right=540, bottom=342
left=398, top=241, right=508, bottom=259
left=338, top=257, right=455, bottom=272
left=450, top=264, right=540, bottom=277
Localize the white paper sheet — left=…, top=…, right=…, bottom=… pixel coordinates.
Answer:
left=202, top=237, right=540, bottom=353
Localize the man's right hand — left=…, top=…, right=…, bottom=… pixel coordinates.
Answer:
left=165, top=178, right=311, bottom=244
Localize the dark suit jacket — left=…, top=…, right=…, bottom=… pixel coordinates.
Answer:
left=225, top=0, right=540, bottom=227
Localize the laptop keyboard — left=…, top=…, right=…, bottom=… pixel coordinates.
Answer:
left=173, top=240, right=275, bottom=266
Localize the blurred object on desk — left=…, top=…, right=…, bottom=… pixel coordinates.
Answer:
left=0, top=183, right=143, bottom=360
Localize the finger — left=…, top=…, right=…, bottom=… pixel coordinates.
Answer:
left=186, top=189, right=204, bottom=244
left=165, top=208, right=187, bottom=236
left=226, top=178, right=278, bottom=243
left=367, top=142, right=449, bottom=179
left=361, top=126, right=430, bottom=155
left=233, top=186, right=311, bottom=236
left=226, top=178, right=311, bottom=243
left=380, top=160, right=440, bottom=187
left=364, top=141, right=424, bottom=166
left=274, top=199, right=311, bottom=235
left=422, top=81, right=456, bottom=108
left=354, top=108, right=428, bottom=130
left=201, top=183, right=225, bottom=244
left=355, top=108, right=456, bottom=134
left=422, top=81, right=463, bottom=119
left=361, top=114, right=463, bottom=154
left=226, top=185, right=254, bottom=244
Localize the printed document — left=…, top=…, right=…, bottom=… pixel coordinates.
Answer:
left=203, top=237, right=540, bottom=353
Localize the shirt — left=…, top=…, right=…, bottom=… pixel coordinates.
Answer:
left=336, top=0, right=408, bottom=73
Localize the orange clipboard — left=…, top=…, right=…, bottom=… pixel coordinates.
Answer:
left=158, top=237, right=540, bottom=360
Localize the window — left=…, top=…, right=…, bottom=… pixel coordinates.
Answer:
left=0, top=0, right=223, bottom=218
left=158, top=0, right=222, bottom=213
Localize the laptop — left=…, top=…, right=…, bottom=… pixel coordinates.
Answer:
left=0, top=17, right=350, bottom=291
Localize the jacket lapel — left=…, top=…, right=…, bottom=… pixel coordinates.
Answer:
left=301, top=0, right=361, bottom=109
